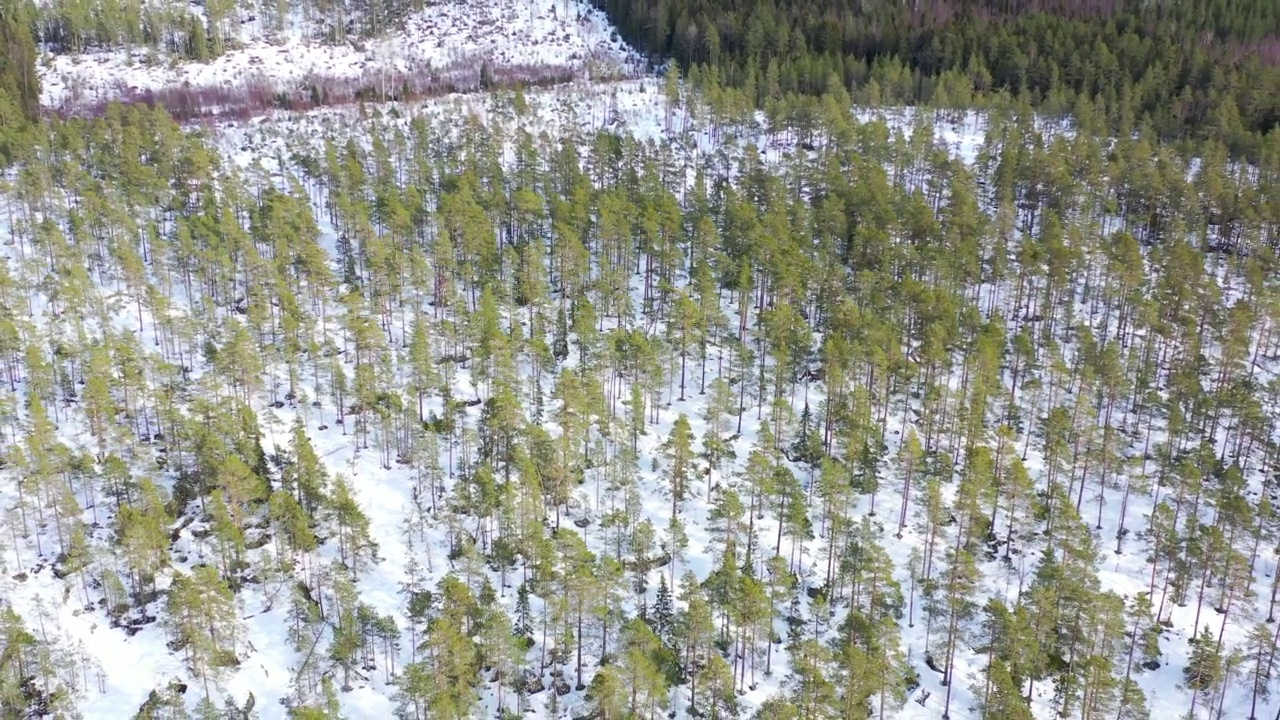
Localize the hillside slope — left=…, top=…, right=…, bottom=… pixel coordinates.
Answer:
left=39, top=0, right=643, bottom=116
left=2, top=76, right=1279, bottom=720
left=589, top=0, right=1280, bottom=156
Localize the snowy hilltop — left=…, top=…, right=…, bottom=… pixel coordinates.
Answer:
left=39, top=0, right=643, bottom=115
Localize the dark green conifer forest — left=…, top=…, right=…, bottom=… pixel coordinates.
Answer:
left=594, top=0, right=1280, bottom=155
left=0, top=0, right=39, bottom=161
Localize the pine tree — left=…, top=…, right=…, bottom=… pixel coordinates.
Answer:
left=975, top=658, right=1034, bottom=720
left=477, top=605, right=524, bottom=713
left=165, top=566, right=242, bottom=699
left=1245, top=622, right=1276, bottom=719
left=619, top=617, right=672, bottom=716
left=115, top=477, right=173, bottom=602
left=1184, top=624, right=1223, bottom=700
left=662, top=414, right=695, bottom=518
left=701, top=376, right=737, bottom=500
left=327, top=568, right=363, bottom=691
left=289, top=415, right=329, bottom=518
left=895, top=427, right=923, bottom=537
left=328, top=475, right=378, bottom=577
left=586, top=666, right=627, bottom=720
left=652, top=573, right=674, bottom=641
left=514, top=582, right=533, bottom=642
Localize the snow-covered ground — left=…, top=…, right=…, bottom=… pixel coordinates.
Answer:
left=169, top=93, right=1280, bottom=720
left=40, top=0, right=643, bottom=112
left=5, top=77, right=1274, bottom=720
left=12, top=0, right=1280, bottom=708
left=0, top=82, right=963, bottom=719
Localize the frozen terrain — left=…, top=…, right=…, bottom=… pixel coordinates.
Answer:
left=40, top=0, right=643, bottom=113
left=2, top=76, right=1276, bottom=720
left=8, top=0, right=1280, bottom=714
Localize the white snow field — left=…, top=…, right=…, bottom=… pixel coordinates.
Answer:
left=39, top=0, right=643, bottom=113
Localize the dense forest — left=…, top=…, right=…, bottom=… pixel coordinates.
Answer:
left=593, top=0, right=1280, bottom=157
left=0, top=0, right=39, bottom=159
left=32, top=0, right=431, bottom=55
